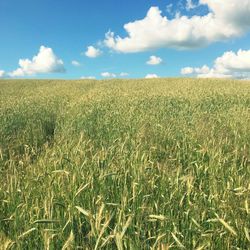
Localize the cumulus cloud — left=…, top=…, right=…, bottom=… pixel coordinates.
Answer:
left=9, top=46, right=65, bottom=77
left=196, top=70, right=233, bottom=79
left=72, top=60, right=80, bottom=66
left=80, top=76, right=96, bottom=79
left=147, top=55, right=163, bottom=65
left=85, top=46, right=102, bottom=58
left=101, top=72, right=116, bottom=78
left=181, top=49, right=250, bottom=79
left=0, top=70, right=6, bottom=78
left=145, top=74, right=159, bottom=79
left=181, top=67, right=194, bottom=75
left=104, top=1, right=250, bottom=53
left=181, top=65, right=210, bottom=75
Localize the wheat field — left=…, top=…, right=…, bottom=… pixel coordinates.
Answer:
left=0, top=78, right=249, bottom=249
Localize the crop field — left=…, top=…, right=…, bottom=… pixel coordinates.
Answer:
left=0, top=78, right=249, bottom=249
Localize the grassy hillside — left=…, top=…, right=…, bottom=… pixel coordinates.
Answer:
left=0, top=79, right=249, bottom=249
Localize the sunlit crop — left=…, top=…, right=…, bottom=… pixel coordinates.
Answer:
left=0, top=78, right=249, bottom=249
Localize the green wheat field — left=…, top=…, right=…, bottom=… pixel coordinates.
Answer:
left=0, top=79, right=249, bottom=249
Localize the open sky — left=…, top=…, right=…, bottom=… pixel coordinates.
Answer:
left=1, top=0, right=250, bottom=79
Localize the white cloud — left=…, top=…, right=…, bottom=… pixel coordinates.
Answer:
left=181, top=49, right=250, bottom=79
left=197, top=70, right=233, bottom=79
left=80, top=76, right=96, bottom=79
left=214, top=49, right=250, bottom=72
left=120, top=72, right=129, bottom=76
left=72, top=60, right=80, bottom=66
left=104, top=1, right=250, bottom=53
left=0, top=70, right=6, bottom=78
left=101, top=72, right=116, bottom=78
left=9, top=46, right=65, bottom=77
left=147, top=55, right=163, bottom=65
left=145, top=74, right=159, bottom=79
left=181, top=67, right=194, bottom=75
left=181, top=65, right=210, bottom=75
left=85, top=46, right=102, bottom=58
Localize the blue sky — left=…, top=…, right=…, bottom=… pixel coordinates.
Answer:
left=1, top=0, right=250, bottom=79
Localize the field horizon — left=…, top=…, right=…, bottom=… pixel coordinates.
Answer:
left=0, top=78, right=249, bottom=249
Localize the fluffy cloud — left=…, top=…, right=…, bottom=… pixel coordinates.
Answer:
left=104, top=1, right=250, bottom=53
left=0, top=70, right=6, bottom=78
left=181, top=65, right=210, bottom=75
left=147, top=55, right=163, bottom=65
left=72, top=60, right=80, bottom=66
left=196, top=70, right=233, bottom=79
left=85, top=46, right=102, bottom=58
left=80, top=76, right=96, bottom=79
left=214, top=49, right=250, bottom=72
left=181, top=49, right=250, bottom=79
left=181, top=67, right=194, bottom=75
left=101, top=72, right=116, bottom=78
left=145, top=74, right=159, bottom=79
left=9, top=46, right=65, bottom=77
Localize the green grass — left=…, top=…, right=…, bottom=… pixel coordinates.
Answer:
left=0, top=78, right=249, bottom=249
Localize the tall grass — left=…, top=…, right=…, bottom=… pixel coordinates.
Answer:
left=0, top=78, right=249, bottom=249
